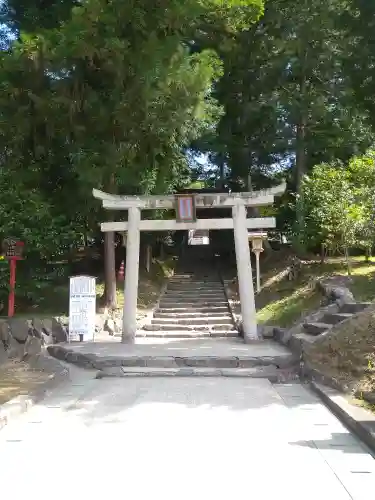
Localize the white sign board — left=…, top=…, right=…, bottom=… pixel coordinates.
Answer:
left=69, top=276, right=96, bottom=341
left=188, top=229, right=210, bottom=246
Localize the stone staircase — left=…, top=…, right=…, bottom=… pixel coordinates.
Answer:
left=303, top=302, right=370, bottom=337
left=287, top=301, right=371, bottom=354
left=47, top=245, right=300, bottom=381
left=142, top=273, right=238, bottom=338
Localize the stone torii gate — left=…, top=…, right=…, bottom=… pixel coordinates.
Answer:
left=93, top=183, right=285, bottom=344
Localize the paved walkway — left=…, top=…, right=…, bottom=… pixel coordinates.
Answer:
left=1, top=370, right=375, bottom=499
left=63, top=337, right=292, bottom=358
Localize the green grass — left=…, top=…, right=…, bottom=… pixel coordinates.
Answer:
left=256, top=284, right=321, bottom=327
left=256, top=255, right=375, bottom=328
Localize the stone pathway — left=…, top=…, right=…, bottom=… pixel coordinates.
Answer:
left=1, top=370, right=374, bottom=499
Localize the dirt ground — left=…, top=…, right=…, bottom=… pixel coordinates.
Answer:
left=305, top=304, right=375, bottom=410
left=0, top=360, right=51, bottom=405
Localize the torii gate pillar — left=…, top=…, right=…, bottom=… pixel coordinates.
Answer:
left=122, top=207, right=141, bottom=343
left=232, top=204, right=258, bottom=342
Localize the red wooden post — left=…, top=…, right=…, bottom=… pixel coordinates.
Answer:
left=8, top=258, right=16, bottom=317
left=2, top=238, right=24, bottom=318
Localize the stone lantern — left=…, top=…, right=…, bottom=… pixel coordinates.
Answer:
left=248, top=232, right=268, bottom=293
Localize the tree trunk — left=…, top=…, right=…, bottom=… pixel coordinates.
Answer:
left=247, top=172, right=273, bottom=253
left=104, top=231, right=117, bottom=308
left=295, top=117, right=307, bottom=253
left=219, top=153, right=225, bottom=183
left=320, top=243, right=326, bottom=264
left=365, top=247, right=372, bottom=262
left=344, top=245, right=352, bottom=276
left=216, top=152, right=226, bottom=190
left=103, top=174, right=117, bottom=309
left=296, top=120, right=307, bottom=198
left=294, top=38, right=308, bottom=254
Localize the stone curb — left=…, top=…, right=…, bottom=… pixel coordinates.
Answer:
left=310, top=381, right=375, bottom=455
left=96, top=365, right=299, bottom=382
left=0, top=354, right=69, bottom=431
left=302, top=363, right=355, bottom=393
left=47, top=344, right=298, bottom=370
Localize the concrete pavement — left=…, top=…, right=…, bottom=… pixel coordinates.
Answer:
left=1, top=370, right=375, bottom=499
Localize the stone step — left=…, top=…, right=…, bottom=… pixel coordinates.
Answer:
left=339, top=302, right=372, bottom=314
left=151, top=317, right=233, bottom=326
left=157, top=306, right=230, bottom=314
left=167, top=282, right=223, bottom=287
left=154, top=311, right=231, bottom=319
left=136, top=330, right=239, bottom=338
left=158, top=305, right=229, bottom=310
left=165, top=291, right=226, bottom=296
left=96, top=365, right=298, bottom=383
left=169, top=275, right=219, bottom=279
left=144, top=323, right=235, bottom=332
left=289, top=332, right=316, bottom=356
left=303, top=322, right=331, bottom=336
left=166, top=286, right=224, bottom=290
left=167, top=282, right=222, bottom=286
left=167, top=282, right=223, bottom=286
left=164, top=291, right=226, bottom=297
left=320, top=312, right=353, bottom=325
left=166, top=290, right=224, bottom=296
left=95, top=354, right=297, bottom=369
left=160, top=299, right=228, bottom=305
left=163, top=296, right=227, bottom=302
left=48, top=344, right=298, bottom=370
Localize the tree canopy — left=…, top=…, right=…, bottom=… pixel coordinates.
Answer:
left=0, top=0, right=264, bottom=306
left=1, top=0, right=375, bottom=308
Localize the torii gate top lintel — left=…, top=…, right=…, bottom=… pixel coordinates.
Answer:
left=92, top=182, right=286, bottom=210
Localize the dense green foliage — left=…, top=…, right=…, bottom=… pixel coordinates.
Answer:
left=1, top=0, right=375, bottom=309
left=0, top=0, right=263, bottom=307
left=300, top=149, right=375, bottom=262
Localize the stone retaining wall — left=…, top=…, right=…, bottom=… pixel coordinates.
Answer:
left=0, top=316, right=68, bottom=362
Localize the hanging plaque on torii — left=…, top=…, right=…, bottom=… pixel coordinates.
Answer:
left=175, top=194, right=196, bottom=223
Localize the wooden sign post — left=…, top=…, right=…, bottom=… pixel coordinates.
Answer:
left=1, top=238, right=25, bottom=317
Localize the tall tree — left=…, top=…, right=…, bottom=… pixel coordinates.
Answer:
left=342, top=0, right=375, bottom=127
left=196, top=0, right=373, bottom=248
left=0, top=0, right=264, bottom=306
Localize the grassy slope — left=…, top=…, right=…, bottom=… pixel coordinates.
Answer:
left=305, top=303, right=375, bottom=413
left=256, top=255, right=375, bottom=327
left=256, top=253, right=375, bottom=408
